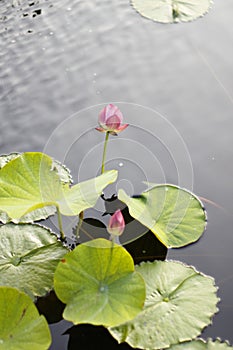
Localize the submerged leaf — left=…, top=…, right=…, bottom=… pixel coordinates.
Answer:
left=0, top=152, right=117, bottom=220
left=131, top=0, right=212, bottom=23
left=109, top=260, right=219, bottom=350
left=169, top=338, right=233, bottom=349
left=0, top=224, right=68, bottom=299
left=118, top=184, right=206, bottom=248
left=54, top=238, right=146, bottom=327
left=0, top=153, right=72, bottom=223
left=0, top=286, right=51, bottom=350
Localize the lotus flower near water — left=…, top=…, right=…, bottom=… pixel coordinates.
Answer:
left=107, top=209, right=125, bottom=237
left=96, top=104, right=129, bottom=135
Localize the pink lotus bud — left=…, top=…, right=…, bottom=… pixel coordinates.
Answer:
left=107, top=209, right=125, bottom=237
left=95, top=104, right=129, bottom=135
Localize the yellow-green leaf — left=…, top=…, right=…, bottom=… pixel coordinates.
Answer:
left=54, top=238, right=146, bottom=327
left=118, top=184, right=206, bottom=248
left=0, top=152, right=117, bottom=220
left=0, top=153, right=72, bottom=223
left=0, top=287, right=51, bottom=350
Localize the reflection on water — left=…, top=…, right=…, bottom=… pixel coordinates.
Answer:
left=1, top=0, right=233, bottom=348
left=65, top=324, right=135, bottom=350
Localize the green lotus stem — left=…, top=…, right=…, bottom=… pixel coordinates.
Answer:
left=76, top=211, right=84, bottom=239
left=75, top=130, right=110, bottom=240
left=56, top=206, right=65, bottom=241
left=101, top=131, right=110, bottom=174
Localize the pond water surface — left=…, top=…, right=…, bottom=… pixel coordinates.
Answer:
left=0, top=0, right=233, bottom=349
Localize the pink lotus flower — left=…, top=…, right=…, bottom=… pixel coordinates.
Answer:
left=107, top=209, right=125, bottom=237
left=96, top=104, right=129, bottom=135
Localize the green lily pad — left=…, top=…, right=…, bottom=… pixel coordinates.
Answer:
left=54, top=238, right=146, bottom=327
left=0, top=286, right=51, bottom=350
left=131, top=0, right=212, bottom=23
left=169, top=339, right=233, bottom=349
left=0, top=152, right=117, bottom=220
left=0, top=223, right=68, bottom=299
left=109, top=260, right=219, bottom=350
left=118, top=184, right=206, bottom=248
left=0, top=153, right=72, bottom=184
left=0, top=153, right=72, bottom=223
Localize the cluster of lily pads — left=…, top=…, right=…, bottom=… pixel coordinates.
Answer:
left=0, top=104, right=231, bottom=350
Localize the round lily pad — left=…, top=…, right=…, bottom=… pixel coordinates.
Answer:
left=169, top=339, right=233, bottom=349
left=0, top=286, right=51, bottom=350
left=0, top=223, right=68, bottom=299
left=109, top=260, right=219, bottom=349
left=118, top=184, right=207, bottom=248
left=54, top=238, right=146, bottom=327
left=131, top=0, right=212, bottom=23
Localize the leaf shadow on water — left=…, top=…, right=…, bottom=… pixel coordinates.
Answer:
left=36, top=290, right=65, bottom=324
left=64, top=324, right=139, bottom=350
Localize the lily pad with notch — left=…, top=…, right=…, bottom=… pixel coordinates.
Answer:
left=0, top=286, right=51, bottom=350
left=0, top=223, right=68, bottom=299
left=109, top=260, right=219, bottom=350
left=118, top=184, right=207, bottom=248
left=54, top=238, right=146, bottom=327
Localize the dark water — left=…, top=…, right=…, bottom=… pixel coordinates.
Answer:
left=1, top=0, right=233, bottom=348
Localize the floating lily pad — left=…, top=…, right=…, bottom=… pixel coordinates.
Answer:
left=0, top=153, right=72, bottom=223
left=131, top=0, right=212, bottom=23
left=0, top=224, right=68, bottom=299
left=0, top=152, right=117, bottom=220
left=54, top=238, right=146, bottom=327
left=109, top=260, right=219, bottom=350
left=118, top=184, right=206, bottom=248
left=169, top=338, right=233, bottom=349
left=0, top=286, right=51, bottom=350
